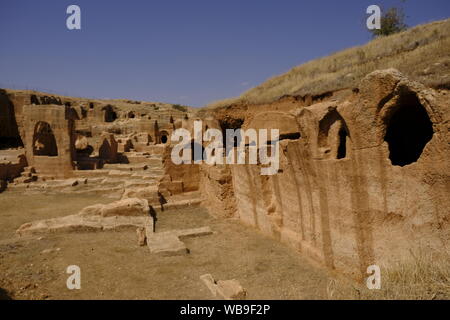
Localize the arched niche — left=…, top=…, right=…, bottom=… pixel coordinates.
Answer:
left=33, top=121, right=58, bottom=157
left=317, top=109, right=350, bottom=160
left=382, top=92, right=433, bottom=166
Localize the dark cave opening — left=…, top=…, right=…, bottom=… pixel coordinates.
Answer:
left=318, top=109, right=350, bottom=160
left=219, top=118, right=244, bottom=148
left=337, top=128, right=347, bottom=159
left=33, top=122, right=58, bottom=157
left=384, top=94, right=434, bottom=166
left=103, top=105, right=117, bottom=123
left=0, top=137, right=23, bottom=149
left=0, top=90, right=24, bottom=149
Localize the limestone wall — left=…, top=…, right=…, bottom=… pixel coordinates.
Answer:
left=199, top=164, right=236, bottom=218
left=22, top=105, right=76, bottom=178
left=0, top=89, right=193, bottom=183
left=203, top=70, right=450, bottom=279
left=160, top=146, right=200, bottom=196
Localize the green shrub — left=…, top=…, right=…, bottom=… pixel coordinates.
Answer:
left=370, top=7, right=408, bottom=38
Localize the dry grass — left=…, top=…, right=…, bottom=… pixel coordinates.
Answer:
left=327, top=249, right=450, bottom=300
left=207, top=18, right=450, bottom=109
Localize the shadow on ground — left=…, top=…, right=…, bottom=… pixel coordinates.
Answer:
left=0, top=288, right=12, bottom=300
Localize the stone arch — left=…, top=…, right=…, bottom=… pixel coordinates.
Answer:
left=382, top=92, right=433, bottom=166
left=32, top=121, right=58, bottom=156
left=99, top=134, right=118, bottom=163
left=103, top=105, right=117, bottom=123
left=317, top=109, right=350, bottom=160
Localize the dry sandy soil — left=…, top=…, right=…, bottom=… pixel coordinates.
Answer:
left=0, top=191, right=332, bottom=300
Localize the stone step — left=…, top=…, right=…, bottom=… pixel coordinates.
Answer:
left=100, top=177, right=156, bottom=187
left=132, top=149, right=164, bottom=154
left=8, top=182, right=32, bottom=190
left=107, top=170, right=134, bottom=178
left=73, top=170, right=110, bottom=178
left=159, top=198, right=203, bottom=211
left=102, top=163, right=149, bottom=172
left=9, top=176, right=130, bottom=195
left=35, top=174, right=59, bottom=182
left=84, top=177, right=105, bottom=185
left=41, top=178, right=88, bottom=188
left=131, top=145, right=166, bottom=155
left=146, top=227, right=212, bottom=256
left=98, top=178, right=126, bottom=186
left=124, top=180, right=156, bottom=189
left=126, top=157, right=162, bottom=165
left=144, top=162, right=164, bottom=168
left=101, top=173, right=160, bottom=185
left=13, top=175, right=38, bottom=184
left=70, top=186, right=125, bottom=196
left=19, top=214, right=150, bottom=235
left=131, top=172, right=164, bottom=180
left=121, top=151, right=162, bottom=160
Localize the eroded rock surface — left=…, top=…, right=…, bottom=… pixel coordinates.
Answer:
left=16, top=198, right=153, bottom=235
left=146, top=227, right=213, bottom=256
left=200, top=274, right=247, bottom=300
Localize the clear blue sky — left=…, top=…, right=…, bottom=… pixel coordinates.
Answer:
left=0, top=0, right=449, bottom=107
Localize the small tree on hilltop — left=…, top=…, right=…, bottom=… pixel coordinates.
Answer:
left=370, top=7, right=408, bottom=37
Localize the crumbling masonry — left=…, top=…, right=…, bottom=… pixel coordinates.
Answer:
left=1, top=69, right=448, bottom=280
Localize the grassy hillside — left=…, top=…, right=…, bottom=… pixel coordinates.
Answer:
left=207, top=18, right=450, bottom=109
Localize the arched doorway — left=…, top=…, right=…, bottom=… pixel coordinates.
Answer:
left=318, top=109, right=350, bottom=160
left=103, top=105, right=117, bottom=123
left=384, top=93, right=433, bottom=166
left=33, top=122, right=58, bottom=156
left=159, top=130, right=169, bottom=144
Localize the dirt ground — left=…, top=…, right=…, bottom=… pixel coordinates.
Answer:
left=0, top=191, right=332, bottom=300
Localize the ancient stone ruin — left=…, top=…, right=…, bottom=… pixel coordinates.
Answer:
left=0, top=68, right=449, bottom=296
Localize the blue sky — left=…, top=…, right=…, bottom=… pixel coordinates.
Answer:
left=0, top=0, right=449, bottom=107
